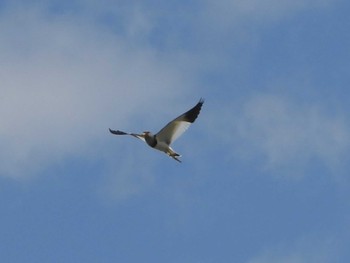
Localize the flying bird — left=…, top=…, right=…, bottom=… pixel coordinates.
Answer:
left=109, top=98, right=204, bottom=162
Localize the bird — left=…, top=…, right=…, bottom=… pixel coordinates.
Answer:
left=109, top=98, right=204, bottom=162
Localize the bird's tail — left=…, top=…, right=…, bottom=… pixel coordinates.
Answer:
left=168, top=148, right=182, bottom=163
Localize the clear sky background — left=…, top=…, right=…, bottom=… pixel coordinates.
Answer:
left=1, top=0, right=350, bottom=262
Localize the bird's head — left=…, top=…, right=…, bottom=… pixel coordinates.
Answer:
left=142, top=131, right=152, bottom=138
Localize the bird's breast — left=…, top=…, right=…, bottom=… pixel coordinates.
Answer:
left=145, top=135, right=157, bottom=148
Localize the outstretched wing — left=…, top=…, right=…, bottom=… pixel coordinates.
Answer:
left=156, top=98, right=204, bottom=145
left=109, top=129, right=145, bottom=142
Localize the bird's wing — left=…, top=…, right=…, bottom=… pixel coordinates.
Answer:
left=156, top=98, right=204, bottom=145
left=109, top=129, right=145, bottom=142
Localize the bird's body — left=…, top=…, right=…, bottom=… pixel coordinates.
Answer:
left=109, top=99, right=204, bottom=162
left=143, top=131, right=181, bottom=161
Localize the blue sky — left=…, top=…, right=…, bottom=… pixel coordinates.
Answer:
left=1, top=0, right=350, bottom=262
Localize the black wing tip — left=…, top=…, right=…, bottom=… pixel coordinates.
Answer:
left=183, top=98, right=204, bottom=123
left=109, top=129, right=127, bottom=135
left=196, top=98, right=205, bottom=109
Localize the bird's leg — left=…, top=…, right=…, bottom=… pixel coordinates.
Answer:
left=167, top=152, right=181, bottom=162
left=170, top=153, right=180, bottom=157
left=171, top=155, right=182, bottom=163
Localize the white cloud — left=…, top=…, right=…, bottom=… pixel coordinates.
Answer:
left=212, top=94, right=350, bottom=176
left=247, top=235, right=339, bottom=263
left=0, top=4, right=191, bottom=179
left=1, top=0, right=345, bottom=192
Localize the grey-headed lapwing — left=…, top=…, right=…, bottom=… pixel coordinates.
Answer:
left=109, top=99, right=204, bottom=162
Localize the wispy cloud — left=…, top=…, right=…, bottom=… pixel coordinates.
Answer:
left=210, top=94, right=350, bottom=177
left=247, top=234, right=340, bottom=263
left=1, top=0, right=346, bottom=184
left=0, top=4, right=191, bottom=179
